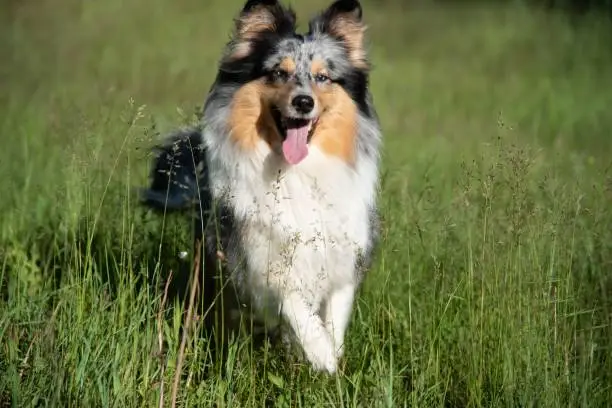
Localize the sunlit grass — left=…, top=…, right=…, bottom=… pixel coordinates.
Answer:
left=1, top=0, right=611, bottom=406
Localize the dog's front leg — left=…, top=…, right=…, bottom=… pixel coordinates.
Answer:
left=323, top=284, right=355, bottom=359
left=280, top=292, right=337, bottom=374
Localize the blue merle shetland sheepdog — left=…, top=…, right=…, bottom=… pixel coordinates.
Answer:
left=141, top=0, right=381, bottom=374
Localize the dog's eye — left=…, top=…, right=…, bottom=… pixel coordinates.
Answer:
left=271, top=69, right=289, bottom=82
left=314, top=73, right=331, bottom=84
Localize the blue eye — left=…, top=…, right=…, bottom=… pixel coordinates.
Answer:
left=314, top=73, right=331, bottom=84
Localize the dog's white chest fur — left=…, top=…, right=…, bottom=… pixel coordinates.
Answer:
left=214, top=143, right=370, bottom=298
left=245, top=151, right=368, bottom=304
left=205, top=136, right=376, bottom=373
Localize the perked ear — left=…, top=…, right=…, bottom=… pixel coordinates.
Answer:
left=226, top=0, right=296, bottom=61
left=310, top=0, right=367, bottom=69
left=242, top=0, right=279, bottom=12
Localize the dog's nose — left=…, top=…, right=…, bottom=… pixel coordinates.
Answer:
left=291, top=95, right=315, bottom=114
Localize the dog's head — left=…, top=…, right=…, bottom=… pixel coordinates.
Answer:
left=209, top=0, right=373, bottom=166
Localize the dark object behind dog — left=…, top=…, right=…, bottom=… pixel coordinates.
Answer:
left=140, top=128, right=222, bottom=335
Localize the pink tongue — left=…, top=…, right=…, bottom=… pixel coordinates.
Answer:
left=282, top=123, right=310, bottom=165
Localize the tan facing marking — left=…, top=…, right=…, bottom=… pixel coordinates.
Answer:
left=310, top=59, right=328, bottom=77
left=228, top=80, right=282, bottom=150
left=311, top=84, right=358, bottom=164
left=279, top=57, right=296, bottom=74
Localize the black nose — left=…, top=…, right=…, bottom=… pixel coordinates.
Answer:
left=291, top=95, right=315, bottom=114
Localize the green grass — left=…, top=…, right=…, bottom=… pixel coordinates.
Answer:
left=2, top=0, right=612, bottom=406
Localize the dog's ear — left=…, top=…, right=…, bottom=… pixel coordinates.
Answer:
left=241, top=0, right=280, bottom=13
left=226, top=0, right=296, bottom=61
left=320, top=0, right=363, bottom=22
left=309, top=0, right=367, bottom=69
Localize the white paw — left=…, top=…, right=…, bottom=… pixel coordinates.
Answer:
left=303, top=334, right=337, bottom=374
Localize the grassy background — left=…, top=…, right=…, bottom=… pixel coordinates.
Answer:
left=2, top=0, right=612, bottom=406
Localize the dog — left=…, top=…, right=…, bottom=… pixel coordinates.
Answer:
left=141, top=0, right=381, bottom=374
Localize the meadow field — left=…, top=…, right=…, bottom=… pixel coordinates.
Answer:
left=2, top=0, right=612, bottom=406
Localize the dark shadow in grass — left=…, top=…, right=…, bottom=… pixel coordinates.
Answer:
left=1, top=203, right=269, bottom=379
left=0, top=130, right=303, bottom=394
left=137, top=126, right=289, bottom=378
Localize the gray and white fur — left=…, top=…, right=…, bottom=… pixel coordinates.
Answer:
left=141, top=0, right=381, bottom=374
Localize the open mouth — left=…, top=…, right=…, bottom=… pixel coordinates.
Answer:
left=271, top=107, right=317, bottom=141
left=271, top=106, right=318, bottom=165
